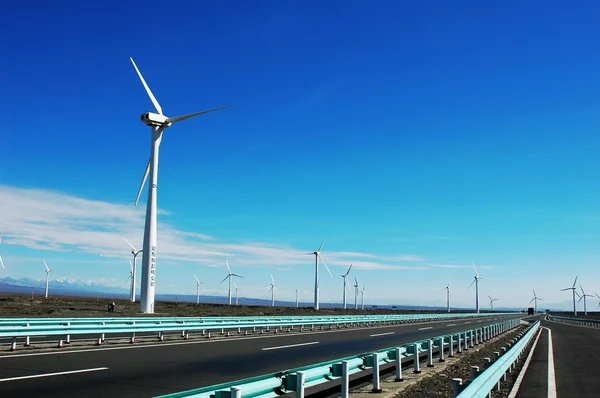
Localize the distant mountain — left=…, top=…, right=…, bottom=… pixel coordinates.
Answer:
left=0, top=277, right=129, bottom=295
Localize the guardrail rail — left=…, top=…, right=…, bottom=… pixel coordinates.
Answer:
left=547, top=315, right=600, bottom=328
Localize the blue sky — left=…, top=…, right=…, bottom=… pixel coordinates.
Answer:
left=2, top=1, right=600, bottom=309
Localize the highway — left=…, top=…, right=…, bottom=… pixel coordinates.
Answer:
left=516, top=315, right=600, bottom=398
left=0, top=314, right=518, bottom=397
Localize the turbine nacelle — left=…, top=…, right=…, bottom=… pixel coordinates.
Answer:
left=141, top=112, right=171, bottom=127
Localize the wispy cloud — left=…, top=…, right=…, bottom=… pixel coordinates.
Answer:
left=0, top=185, right=427, bottom=273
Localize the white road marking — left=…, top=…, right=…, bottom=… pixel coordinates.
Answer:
left=261, top=342, right=319, bottom=351
left=507, top=327, right=543, bottom=398
left=465, top=322, right=471, bottom=324
left=0, top=367, right=108, bottom=382
left=546, top=327, right=557, bottom=398
left=446, top=324, right=456, bottom=326
left=369, top=332, right=395, bottom=337
left=419, top=327, right=433, bottom=330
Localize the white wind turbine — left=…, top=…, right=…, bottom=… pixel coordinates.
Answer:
left=467, top=262, right=482, bottom=313
left=488, top=295, right=498, bottom=311
left=529, top=289, right=543, bottom=314
left=295, top=289, right=299, bottom=308
left=354, top=277, right=359, bottom=310
left=560, top=276, right=578, bottom=316
left=0, top=232, right=5, bottom=270
left=220, top=260, right=242, bottom=305
left=125, top=260, right=135, bottom=298
left=578, top=284, right=593, bottom=316
left=360, top=284, right=367, bottom=310
left=302, top=238, right=332, bottom=310
left=43, top=261, right=52, bottom=298
left=129, top=57, right=231, bottom=313
left=341, top=264, right=352, bottom=309
left=443, top=280, right=451, bottom=313
left=122, top=237, right=142, bottom=302
left=233, top=281, right=240, bottom=305
left=269, top=275, right=276, bottom=307
left=193, top=274, right=202, bottom=304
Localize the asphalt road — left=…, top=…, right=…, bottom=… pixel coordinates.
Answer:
left=0, top=314, right=519, bottom=398
left=514, top=316, right=600, bottom=398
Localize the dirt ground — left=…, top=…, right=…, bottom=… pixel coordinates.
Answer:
left=0, top=293, right=461, bottom=318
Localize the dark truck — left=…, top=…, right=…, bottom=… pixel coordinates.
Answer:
left=528, top=307, right=534, bottom=315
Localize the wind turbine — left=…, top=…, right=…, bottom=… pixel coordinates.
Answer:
left=233, top=281, right=239, bottom=305
left=560, top=276, right=578, bottom=316
left=125, top=260, right=135, bottom=299
left=295, top=289, right=299, bottom=308
left=354, top=277, right=359, bottom=310
left=578, top=285, right=593, bottom=316
left=467, top=262, right=482, bottom=313
left=269, top=275, right=276, bottom=307
left=488, top=295, right=498, bottom=311
left=529, top=289, right=543, bottom=314
left=443, top=280, right=451, bottom=313
left=340, top=264, right=352, bottom=309
left=360, top=284, right=367, bottom=310
left=220, top=260, right=242, bottom=305
left=122, top=237, right=142, bottom=303
left=0, top=232, right=5, bottom=270
left=193, top=274, right=202, bottom=304
left=43, top=261, right=52, bottom=298
left=129, top=57, right=231, bottom=313
left=302, top=238, right=332, bottom=310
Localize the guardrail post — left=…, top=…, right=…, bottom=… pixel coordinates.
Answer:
left=484, top=357, right=491, bottom=369
left=131, top=333, right=136, bottom=344
left=231, top=386, right=242, bottom=398
left=158, top=331, right=164, bottom=342
left=457, top=333, right=462, bottom=353
left=437, top=337, right=445, bottom=362
left=475, top=329, right=479, bottom=345
left=413, top=343, right=422, bottom=373
left=372, top=353, right=382, bottom=392
left=427, top=340, right=434, bottom=367
left=470, top=330, right=474, bottom=348
left=448, top=335, right=454, bottom=357
left=342, top=360, right=350, bottom=398
left=451, top=378, right=463, bottom=398
left=25, top=336, right=30, bottom=347
left=394, top=347, right=404, bottom=382
left=58, top=339, right=64, bottom=348
left=101, top=322, right=105, bottom=341
left=296, top=371, right=306, bottom=398
left=10, top=338, right=16, bottom=351
left=470, top=365, right=479, bottom=380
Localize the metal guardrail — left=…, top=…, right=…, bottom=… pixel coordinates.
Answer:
left=0, top=313, right=517, bottom=350
left=453, top=320, right=540, bottom=398
left=547, top=315, right=600, bottom=328
left=155, top=318, right=523, bottom=398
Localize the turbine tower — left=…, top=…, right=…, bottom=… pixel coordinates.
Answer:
left=129, top=57, right=231, bottom=313
left=488, top=295, right=498, bottom=311
left=360, top=284, right=367, bottom=310
left=193, top=274, right=202, bottom=304
left=467, top=262, right=482, bottom=313
left=443, top=280, right=450, bottom=313
left=233, top=281, right=239, bottom=305
left=578, top=284, right=593, bottom=316
left=595, top=293, right=600, bottom=309
left=269, top=275, right=276, bottom=307
left=125, top=260, right=135, bottom=299
left=0, top=232, right=5, bottom=270
left=560, top=276, right=578, bottom=316
left=302, top=238, right=331, bottom=310
left=43, top=261, right=52, bottom=298
left=529, top=289, right=543, bottom=314
left=295, top=289, right=299, bottom=308
left=122, top=237, right=142, bottom=303
left=341, top=264, right=352, bottom=309
left=354, top=277, right=359, bottom=310
left=220, top=260, right=242, bottom=305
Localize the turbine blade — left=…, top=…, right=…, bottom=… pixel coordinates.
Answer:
left=573, top=276, right=578, bottom=288
left=344, top=263, right=353, bottom=276
left=538, top=297, right=543, bottom=301
left=233, top=281, right=238, bottom=289
left=134, top=155, right=151, bottom=206
left=226, top=260, right=231, bottom=274
left=129, top=260, right=133, bottom=272
left=122, top=237, right=137, bottom=251
left=43, top=261, right=50, bottom=272
left=467, top=278, right=476, bottom=290
left=166, top=105, right=233, bottom=124
left=129, top=57, right=163, bottom=115
left=319, top=253, right=332, bottom=276
left=193, top=273, right=199, bottom=284
left=271, top=274, right=274, bottom=284
left=560, top=288, right=571, bottom=291
left=232, top=274, right=243, bottom=278
left=472, top=261, right=479, bottom=277
left=0, top=256, right=4, bottom=269
left=318, top=237, right=327, bottom=252
left=488, top=295, right=492, bottom=300
left=596, top=293, right=600, bottom=299
left=533, top=289, right=536, bottom=297
left=529, top=298, right=535, bottom=303
left=354, top=277, right=359, bottom=285
left=580, top=284, right=585, bottom=294
left=220, top=275, right=229, bottom=285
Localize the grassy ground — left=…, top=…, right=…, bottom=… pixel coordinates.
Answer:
left=0, top=293, right=461, bottom=318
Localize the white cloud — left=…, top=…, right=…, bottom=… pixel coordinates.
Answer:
left=0, top=185, right=428, bottom=272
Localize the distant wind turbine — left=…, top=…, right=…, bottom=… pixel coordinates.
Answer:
left=578, top=284, right=593, bottom=316
left=302, top=238, right=332, bottom=310
left=295, top=289, right=299, bottom=308
left=233, top=281, right=239, bottom=305
left=467, top=262, right=482, bottom=313
left=193, top=274, right=202, bottom=304
left=43, top=261, right=52, bottom=298
left=443, top=280, right=451, bottom=313
left=360, top=284, right=367, bottom=310
left=125, top=260, right=135, bottom=297
left=220, top=260, right=242, bottom=305
left=529, top=289, right=543, bottom=314
left=0, top=232, right=5, bottom=270
left=269, top=275, right=276, bottom=307
left=354, top=277, right=360, bottom=310
left=122, top=237, right=143, bottom=302
left=560, top=276, right=578, bottom=316
left=488, top=295, right=498, bottom=311
left=341, top=264, right=353, bottom=309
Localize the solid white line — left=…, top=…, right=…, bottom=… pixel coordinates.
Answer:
left=465, top=322, right=471, bottom=324
left=419, top=327, right=433, bottom=330
left=507, top=328, right=542, bottom=398
left=446, top=324, right=456, bottom=326
left=369, top=332, right=395, bottom=337
left=545, top=327, right=557, bottom=398
left=0, top=367, right=108, bottom=382
left=261, top=341, right=319, bottom=351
